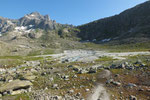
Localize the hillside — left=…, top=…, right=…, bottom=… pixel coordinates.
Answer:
left=0, top=12, right=84, bottom=56
left=78, top=1, right=150, bottom=44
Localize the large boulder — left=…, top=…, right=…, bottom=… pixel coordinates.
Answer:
left=68, top=65, right=81, bottom=72
left=0, top=80, right=33, bottom=93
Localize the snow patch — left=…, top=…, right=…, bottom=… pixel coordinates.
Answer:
left=15, top=26, right=27, bottom=30
left=92, top=39, right=97, bottom=42
left=25, top=15, right=32, bottom=19
left=101, top=38, right=111, bottom=42
left=30, top=14, right=35, bottom=17
left=7, top=20, right=14, bottom=25
left=29, top=25, right=34, bottom=28
left=14, top=26, right=34, bottom=33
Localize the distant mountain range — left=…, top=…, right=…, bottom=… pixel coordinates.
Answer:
left=0, top=12, right=72, bottom=34
left=0, top=1, right=150, bottom=56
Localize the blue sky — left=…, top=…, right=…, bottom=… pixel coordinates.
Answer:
left=0, top=0, right=148, bottom=25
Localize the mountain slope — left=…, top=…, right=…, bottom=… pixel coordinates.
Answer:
left=0, top=12, right=84, bottom=56
left=78, top=1, right=150, bottom=43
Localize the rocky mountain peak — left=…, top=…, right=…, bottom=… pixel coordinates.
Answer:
left=24, top=12, right=46, bottom=20
left=44, top=15, right=50, bottom=21
left=16, top=12, right=59, bottom=30
left=0, top=12, right=72, bottom=36
left=30, top=12, right=41, bottom=16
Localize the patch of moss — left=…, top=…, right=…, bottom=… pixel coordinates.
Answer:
left=95, top=56, right=116, bottom=62
left=28, top=49, right=55, bottom=56
left=15, top=93, right=30, bottom=100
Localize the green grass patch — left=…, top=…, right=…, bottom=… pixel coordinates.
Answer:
left=28, top=49, right=55, bottom=56
left=84, top=42, right=150, bottom=52
left=95, top=56, right=116, bottom=62
left=15, top=93, right=30, bottom=100
left=0, top=56, right=23, bottom=59
left=110, top=69, right=125, bottom=74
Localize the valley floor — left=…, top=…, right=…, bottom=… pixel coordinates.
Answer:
left=0, top=50, right=150, bottom=100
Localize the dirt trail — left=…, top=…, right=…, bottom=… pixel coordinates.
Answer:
left=87, top=70, right=111, bottom=100
left=88, top=84, right=110, bottom=100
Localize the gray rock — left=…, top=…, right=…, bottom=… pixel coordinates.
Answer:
left=0, top=93, right=2, bottom=97
left=78, top=69, right=88, bottom=74
left=0, top=80, right=33, bottom=93
left=112, top=81, right=121, bottom=86
left=68, top=90, right=74, bottom=94
left=85, top=88, right=90, bottom=92
left=127, top=83, right=137, bottom=88
left=88, top=67, right=97, bottom=73
left=52, top=84, right=58, bottom=88
left=129, top=95, right=137, bottom=100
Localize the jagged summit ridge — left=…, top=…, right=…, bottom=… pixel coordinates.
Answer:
left=0, top=12, right=62, bottom=34
left=19, top=12, right=57, bottom=30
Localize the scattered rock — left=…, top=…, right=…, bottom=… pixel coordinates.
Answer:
left=52, top=84, right=58, bottom=88
left=78, top=69, right=88, bottom=74
left=85, top=88, right=90, bottom=92
left=88, top=67, right=97, bottom=73
left=68, top=90, right=74, bottom=94
left=0, top=80, right=32, bottom=95
left=129, top=95, right=137, bottom=100
left=23, top=75, right=37, bottom=81
left=112, top=81, right=121, bottom=86
left=127, top=83, right=137, bottom=88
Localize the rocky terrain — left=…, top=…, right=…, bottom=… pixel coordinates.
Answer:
left=0, top=1, right=150, bottom=100
left=0, top=50, right=150, bottom=100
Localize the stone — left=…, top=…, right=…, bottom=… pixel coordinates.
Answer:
left=88, top=68, right=97, bottom=73
left=49, top=77, right=54, bottom=81
left=27, top=87, right=32, bottom=92
left=68, top=90, right=74, bottom=93
left=68, top=65, right=80, bottom=72
left=120, top=63, right=126, bottom=69
left=78, top=69, right=88, bottom=74
left=106, top=79, right=114, bottom=84
left=76, top=92, right=81, bottom=96
left=112, top=81, right=121, bottom=86
left=127, top=83, right=137, bottom=88
left=135, top=60, right=142, bottom=64
left=129, top=95, right=137, bottom=100
left=0, top=94, right=2, bottom=97
left=85, top=88, right=90, bottom=92
left=52, top=84, right=58, bottom=88
left=0, top=80, right=33, bottom=93
left=73, top=75, right=77, bottom=78
left=23, top=75, right=36, bottom=81
left=53, top=96, right=62, bottom=100
left=114, top=74, right=120, bottom=77
left=10, top=90, right=23, bottom=95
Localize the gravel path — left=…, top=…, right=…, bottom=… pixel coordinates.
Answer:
left=88, top=84, right=110, bottom=100
left=87, top=70, right=111, bottom=100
